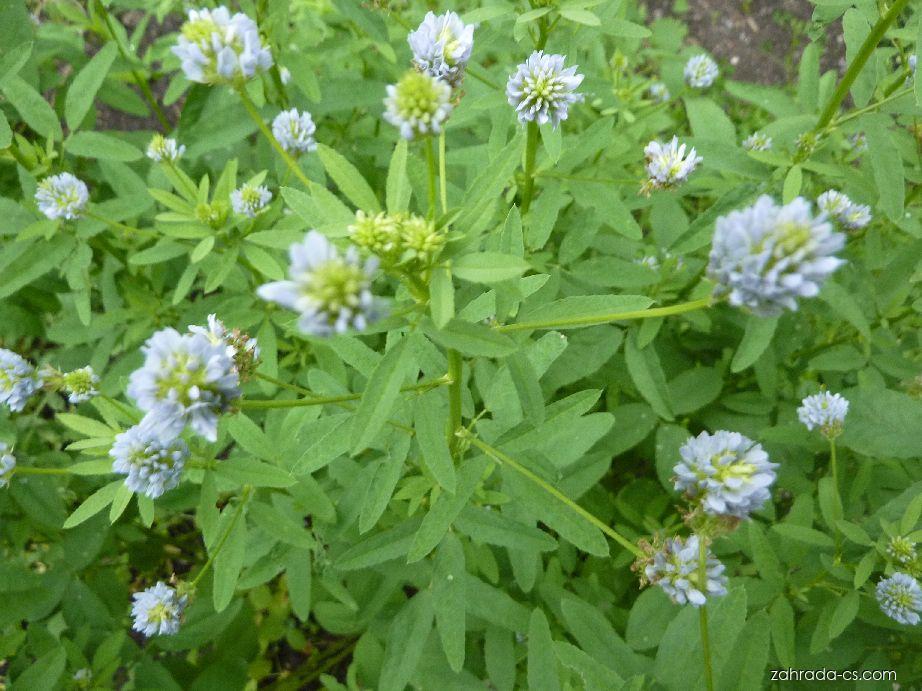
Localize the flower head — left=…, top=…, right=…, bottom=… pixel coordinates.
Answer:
left=887, top=536, right=917, bottom=565
left=35, top=173, right=89, bottom=220
left=349, top=211, right=401, bottom=259
left=59, top=366, right=100, bottom=404
left=506, top=51, right=583, bottom=128
left=0, top=442, right=15, bottom=488
left=131, top=582, right=188, bottom=636
left=642, top=136, right=702, bottom=194
left=384, top=70, right=453, bottom=140
left=797, top=391, right=848, bottom=438
left=110, top=421, right=188, bottom=499
left=0, top=349, right=42, bottom=412
left=707, top=196, right=845, bottom=316
left=257, top=231, right=383, bottom=336
left=876, top=573, right=922, bottom=626
left=272, top=109, right=317, bottom=154
left=397, top=214, right=445, bottom=265
left=817, top=190, right=872, bottom=229
left=674, top=430, right=778, bottom=518
left=188, top=314, right=260, bottom=378
left=684, top=54, right=719, bottom=88
left=909, top=54, right=917, bottom=73
left=649, top=82, right=670, bottom=103
left=643, top=535, right=727, bottom=606
left=126, top=328, right=240, bottom=442
left=146, top=135, right=185, bottom=163
left=231, top=183, right=272, bottom=218
left=172, top=7, right=272, bottom=84
left=408, top=11, right=475, bottom=88
left=742, top=132, right=772, bottom=152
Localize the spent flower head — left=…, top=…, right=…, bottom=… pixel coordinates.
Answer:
left=742, top=132, right=773, bottom=152
left=506, top=51, right=583, bottom=129
left=684, top=54, right=719, bottom=88
left=707, top=195, right=845, bottom=316
left=172, top=7, right=272, bottom=84
left=674, top=430, right=778, bottom=519
left=0, top=442, right=15, bottom=488
left=887, top=536, right=918, bottom=565
left=272, top=109, right=317, bottom=154
left=642, top=535, right=727, bottom=606
left=126, top=328, right=240, bottom=442
left=797, top=391, right=848, bottom=438
left=408, top=11, right=475, bottom=88
left=131, top=581, right=188, bottom=636
left=642, top=136, right=702, bottom=194
left=35, top=173, right=89, bottom=220
left=0, top=349, right=42, bottom=412
left=110, top=421, right=189, bottom=499
left=876, top=573, right=922, bottom=626
left=384, top=70, right=453, bottom=140
left=257, top=230, right=383, bottom=337
left=188, top=314, right=260, bottom=379
left=231, top=183, right=272, bottom=218
left=146, top=135, right=185, bottom=163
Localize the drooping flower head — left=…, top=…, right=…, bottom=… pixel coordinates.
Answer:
left=876, top=573, right=922, bottom=626
left=506, top=51, right=584, bottom=129
left=649, top=82, right=670, bottom=103
left=131, top=582, right=188, bottom=636
left=126, top=328, right=240, bottom=442
left=643, top=535, right=727, bottom=607
left=817, top=190, right=872, bottom=230
left=188, top=314, right=260, bottom=378
left=231, top=183, right=272, bottom=218
left=172, top=7, right=272, bottom=84
left=257, top=231, right=382, bottom=336
left=0, top=349, right=42, bottom=412
left=887, top=536, right=918, bottom=565
left=110, top=421, right=189, bottom=499
left=707, top=196, right=845, bottom=316
left=146, top=135, right=186, bottom=163
left=684, top=54, right=719, bottom=88
left=408, top=11, right=475, bottom=88
left=797, top=391, right=848, bottom=438
left=384, top=70, right=453, bottom=140
left=642, top=136, right=702, bottom=194
left=742, top=132, right=772, bottom=152
left=674, top=430, right=778, bottom=519
left=35, top=173, right=89, bottom=220
left=271, top=109, right=317, bottom=154
left=0, top=442, right=15, bottom=488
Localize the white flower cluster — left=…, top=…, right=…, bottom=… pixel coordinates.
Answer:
left=674, top=430, right=778, bottom=519
left=189, top=313, right=261, bottom=369
left=384, top=70, right=453, bottom=140
left=684, top=54, right=719, bottom=88
left=0, top=442, right=15, bottom=488
left=648, top=82, right=670, bottom=103
left=271, top=109, right=317, bottom=154
left=742, top=132, right=772, bottom=152
left=0, top=349, right=42, bottom=412
left=172, top=7, right=272, bottom=84
left=797, top=391, right=848, bottom=438
left=35, top=173, right=89, bottom=220
left=707, top=196, right=845, bottom=316
left=876, top=573, right=922, bottom=626
left=231, top=183, right=272, bottom=218
left=258, top=230, right=382, bottom=336
left=643, top=136, right=702, bottom=193
left=644, top=535, right=728, bottom=606
left=506, top=51, right=584, bottom=129
left=146, top=135, right=186, bottom=163
left=110, top=421, right=189, bottom=499
left=131, top=582, right=188, bottom=636
left=817, top=190, right=872, bottom=230
left=408, top=11, right=475, bottom=87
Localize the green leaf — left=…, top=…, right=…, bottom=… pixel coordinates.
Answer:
left=1, top=75, right=62, bottom=140
left=433, top=533, right=466, bottom=673
left=386, top=139, right=411, bottom=213
left=731, top=315, right=778, bottom=372
left=379, top=592, right=434, bottom=691
left=772, top=523, right=835, bottom=548
left=865, top=118, right=905, bottom=221
left=517, top=295, right=654, bottom=329
left=423, top=318, right=518, bottom=358
left=600, top=18, right=652, bottom=38
left=452, top=252, right=529, bottom=283
left=317, top=143, right=381, bottom=212
left=336, top=518, right=420, bottom=570
left=835, top=520, right=872, bottom=546
left=769, top=597, right=796, bottom=668
left=559, top=7, right=600, bottom=25
left=63, top=480, right=123, bottom=529
left=214, top=458, right=295, bottom=488
left=359, top=443, right=408, bottom=533
left=429, top=265, right=455, bottom=328
left=109, top=483, right=133, bottom=523
left=351, top=336, right=412, bottom=454
left=454, top=505, right=557, bottom=552
left=226, top=414, right=275, bottom=461
left=212, top=505, right=248, bottom=612
left=840, top=387, right=922, bottom=459
left=285, top=547, right=312, bottom=622
left=414, top=394, right=456, bottom=493
left=12, top=646, right=66, bottom=690
left=560, top=595, right=646, bottom=677
left=65, top=131, right=143, bottom=161
left=65, top=42, right=118, bottom=130
left=817, top=477, right=843, bottom=529
left=0, top=41, right=33, bottom=87
left=56, top=412, right=116, bottom=439
left=625, top=332, right=674, bottom=420
left=782, top=165, right=802, bottom=203
left=827, top=590, right=859, bottom=640
left=527, top=608, right=560, bottom=691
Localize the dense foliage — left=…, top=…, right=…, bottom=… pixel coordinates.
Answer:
left=1, top=0, right=921, bottom=688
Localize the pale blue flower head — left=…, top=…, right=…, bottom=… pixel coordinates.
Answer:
left=649, top=82, right=670, bottom=103
left=126, top=328, right=240, bottom=442
left=684, top=54, right=719, bottom=88
left=909, top=54, right=917, bottom=73
left=0, top=349, right=42, bottom=412
left=877, top=573, right=922, bottom=625
left=35, top=173, right=89, bottom=220
left=643, top=136, right=702, bottom=193
left=0, top=442, right=15, bottom=488
left=817, top=190, right=872, bottom=230
left=742, top=132, right=772, bottom=152
left=408, top=11, right=475, bottom=88
left=644, top=535, right=727, bottom=607
left=506, top=51, right=583, bottom=129
left=131, top=581, right=188, bottom=636
left=172, top=7, right=272, bottom=84
left=384, top=70, right=453, bottom=140
left=146, top=135, right=185, bottom=163
left=272, top=109, right=317, bottom=154
left=231, top=183, right=272, bottom=218
left=61, top=366, right=100, bottom=404
left=674, top=430, right=778, bottom=518
left=707, top=195, right=845, bottom=316
left=258, top=231, right=383, bottom=337
left=110, top=421, right=188, bottom=499
left=797, top=391, right=848, bottom=438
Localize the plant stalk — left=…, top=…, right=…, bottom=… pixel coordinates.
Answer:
left=425, top=136, right=438, bottom=218
left=446, top=349, right=463, bottom=455
left=520, top=120, right=539, bottom=213
left=438, top=131, right=449, bottom=214
left=698, top=536, right=715, bottom=691
left=191, top=486, right=252, bottom=588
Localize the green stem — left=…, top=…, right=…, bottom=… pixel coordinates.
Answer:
left=85, top=210, right=155, bottom=237
left=829, top=436, right=839, bottom=492
left=495, top=296, right=713, bottom=333
left=830, top=85, right=914, bottom=128
left=237, top=87, right=315, bottom=190
left=698, top=537, right=715, bottom=691
left=520, top=120, right=539, bottom=214
left=538, top=171, right=639, bottom=186
left=424, top=136, right=438, bottom=219
left=254, top=371, right=313, bottom=396
left=883, top=68, right=913, bottom=97
left=462, top=432, right=644, bottom=557
left=191, top=486, right=252, bottom=589
left=438, top=131, right=448, bottom=214
left=239, top=375, right=452, bottom=409
left=12, top=466, right=73, bottom=476
left=815, top=0, right=910, bottom=130
left=446, top=349, right=463, bottom=455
